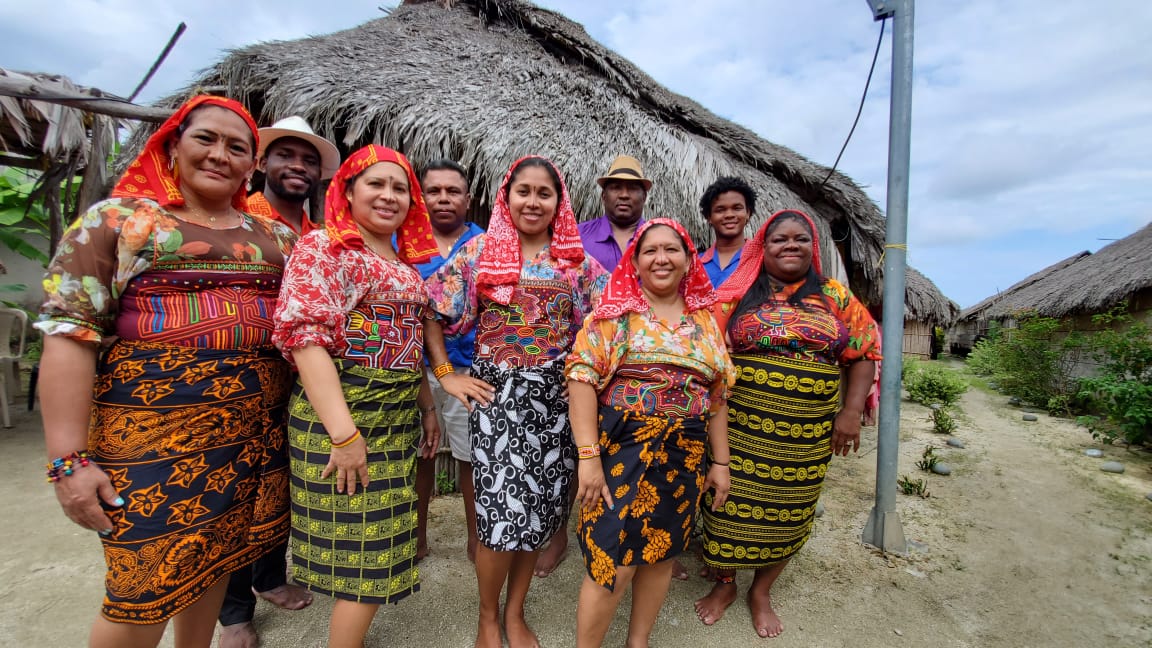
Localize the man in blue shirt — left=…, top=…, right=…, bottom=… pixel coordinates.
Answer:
left=698, top=177, right=755, bottom=289
left=414, top=159, right=486, bottom=562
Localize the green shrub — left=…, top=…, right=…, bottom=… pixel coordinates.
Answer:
left=931, top=407, right=957, bottom=434
left=915, top=445, right=940, bottom=472
left=966, top=338, right=1000, bottom=376
left=904, top=362, right=968, bottom=407
left=1077, top=304, right=1152, bottom=446
left=990, top=315, right=1085, bottom=408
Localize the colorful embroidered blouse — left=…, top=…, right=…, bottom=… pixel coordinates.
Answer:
left=566, top=309, right=735, bottom=418
left=273, top=230, right=429, bottom=371
left=726, top=278, right=881, bottom=366
left=426, top=235, right=607, bottom=368
left=37, top=198, right=295, bottom=349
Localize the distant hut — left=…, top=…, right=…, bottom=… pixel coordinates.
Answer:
left=900, top=267, right=959, bottom=359
left=121, top=0, right=892, bottom=303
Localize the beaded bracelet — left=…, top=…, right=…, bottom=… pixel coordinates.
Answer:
left=432, top=363, right=455, bottom=380
left=46, top=451, right=91, bottom=483
left=330, top=430, right=362, bottom=449
left=576, top=445, right=601, bottom=460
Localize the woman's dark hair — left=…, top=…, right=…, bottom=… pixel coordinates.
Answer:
left=726, top=211, right=825, bottom=338
left=699, top=176, right=757, bottom=219
left=632, top=223, right=687, bottom=261
left=504, top=156, right=562, bottom=201
left=173, top=103, right=257, bottom=154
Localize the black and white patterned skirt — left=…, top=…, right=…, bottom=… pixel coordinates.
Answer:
left=469, top=357, right=575, bottom=551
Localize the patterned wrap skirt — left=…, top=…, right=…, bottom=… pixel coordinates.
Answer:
left=288, top=360, right=422, bottom=604
left=91, top=340, right=292, bottom=624
left=701, top=351, right=840, bottom=569
left=579, top=406, right=709, bottom=590
left=470, top=357, right=575, bottom=551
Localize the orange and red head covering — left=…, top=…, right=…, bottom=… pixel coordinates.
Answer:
left=591, top=218, right=715, bottom=321
left=715, top=209, right=823, bottom=302
left=323, top=144, right=437, bottom=265
left=111, top=95, right=258, bottom=211
left=475, top=155, right=585, bottom=305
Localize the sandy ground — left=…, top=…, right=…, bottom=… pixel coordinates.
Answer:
left=2, top=363, right=1151, bottom=648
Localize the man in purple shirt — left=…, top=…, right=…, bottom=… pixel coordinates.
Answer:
left=577, top=154, right=653, bottom=271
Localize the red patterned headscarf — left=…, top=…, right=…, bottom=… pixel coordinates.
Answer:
left=323, top=144, right=437, bottom=265
left=592, top=218, right=715, bottom=321
left=111, top=95, right=258, bottom=211
left=715, top=209, right=823, bottom=302
left=475, top=155, right=585, bottom=304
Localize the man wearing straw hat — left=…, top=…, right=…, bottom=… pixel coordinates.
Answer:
left=245, top=115, right=341, bottom=235
left=577, top=154, right=653, bottom=273
left=218, top=115, right=340, bottom=648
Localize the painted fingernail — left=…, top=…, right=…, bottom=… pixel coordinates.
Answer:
left=99, top=529, right=112, bottom=536
left=114, top=497, right=124, bottom=507
left=608, top=503, right=615, bottom=511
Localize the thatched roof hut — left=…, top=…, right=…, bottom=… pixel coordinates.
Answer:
left=982, top=223, right=1152, bottom=320
left=957, top=251, right=1091, bottom=325
left=122, top=0, right=890, bottom=302
left=905, top=266, right=959, bottom=326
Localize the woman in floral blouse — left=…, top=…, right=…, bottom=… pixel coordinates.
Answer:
left=565, top=218, right=734, bottom=648
left=272, top=144, right=442, bottom=648
left=424, top=155, right=607, bottom=648
left=37, top=95, right=296, bottom=647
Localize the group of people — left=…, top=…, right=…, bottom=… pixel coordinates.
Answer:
left=37, top=95, right=880, bottom=648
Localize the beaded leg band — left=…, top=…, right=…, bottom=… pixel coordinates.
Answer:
left=716, top=573, right=736, bottom=585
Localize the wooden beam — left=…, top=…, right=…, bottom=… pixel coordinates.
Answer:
left=0, top=75, right=173, bottom=122
left=0, top=153, right=41, bottom=170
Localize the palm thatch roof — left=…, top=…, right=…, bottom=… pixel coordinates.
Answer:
left=957, top=251, right=1091, bottom=323
left=978, top=223, right=1152, bottom=320
left=905, top=266, right=959, bottom=326
left=121, top=0, right=890, bottom=302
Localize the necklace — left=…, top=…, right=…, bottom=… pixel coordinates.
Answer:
left=184, top=204, right=237, bottom=228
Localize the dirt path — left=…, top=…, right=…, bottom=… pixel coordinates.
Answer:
left=1, top=369, right=1150, bottom=647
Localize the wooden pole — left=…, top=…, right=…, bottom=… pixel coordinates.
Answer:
left=0, top=75, right=172, bottom=122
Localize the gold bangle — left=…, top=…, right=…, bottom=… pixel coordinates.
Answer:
left=330, top=430, right=361, bottom=448
left=576, top=445, right=601, bottom=460
left=432, top=363, right=455, bottom=380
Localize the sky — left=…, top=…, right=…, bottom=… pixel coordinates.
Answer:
left=2, top=1, right=1149, bottom=308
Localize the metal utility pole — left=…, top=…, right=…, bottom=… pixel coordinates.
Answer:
left=861, top=0, right=913, bottom=552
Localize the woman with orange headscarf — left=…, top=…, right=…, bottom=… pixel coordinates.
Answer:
left=37, top=95, right=297, bottom=647
left=424, top=156, right=607, bottom=648
left=694, top=209, right=881, bottom=639
left=566, top=218, right=734, bottom=647
left=272, top=144, right=442, bottom=648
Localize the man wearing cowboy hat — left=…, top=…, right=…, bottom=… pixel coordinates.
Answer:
left=218, top=115, right=340, bottom=648
left=577, top=154, right=653, bottom=272
left=245, top=115, right=341, bottom=235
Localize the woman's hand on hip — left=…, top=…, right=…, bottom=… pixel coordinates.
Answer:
left=831, top=408, right=862, bottom=456
left=54, top=464, right=121, bottom=535
left=576, top=459, right=614, bottom=512
left=704, top=463, right=731, bottom=511
left=440, top=373, right=495, bottom=411
left=322, top=439, right=370, bottom=495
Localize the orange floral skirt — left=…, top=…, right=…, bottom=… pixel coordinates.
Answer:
left=577, top=406, right=708, bottom=590
left=90, top=340, right=292, bottom=624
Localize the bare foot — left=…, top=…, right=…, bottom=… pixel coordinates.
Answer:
left=533, top=536, right=569, bottom=578
left=698, top=565, right=717, bottom=580
left=671, top=558, right=689, bottom=581
left=219, top=622, right=261, bottom=648
left=504, top=612, right=541, bottom=648
left=694, top=581, right=738, bottom=626
left=255, top=584, right=313, bottom=611
left=475, top=617, right=502, bottom=648
left=748, top=589, right=784, bottom=638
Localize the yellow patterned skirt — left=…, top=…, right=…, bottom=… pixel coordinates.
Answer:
left=700, top=351, right=840, bottom=569
left=288, top=360, right=421, bottom=603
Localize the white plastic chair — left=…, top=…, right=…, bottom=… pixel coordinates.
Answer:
left=0, top=307, right=28, bottom=428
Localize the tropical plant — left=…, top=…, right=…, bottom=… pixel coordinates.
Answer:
left=904, top=362, right=968, bottom=407
left=915, top=445, right=940, bottom=473
left=931, top=407, right=957, bottom=434
left=1077, top=304, right=1152, bottom=446
left=897, top=474, right=930, bottom=498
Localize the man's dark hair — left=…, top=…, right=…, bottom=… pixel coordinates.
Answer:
left=420, top=159, right=470, bottom=185
left=699, top=176, right=757, bottom=219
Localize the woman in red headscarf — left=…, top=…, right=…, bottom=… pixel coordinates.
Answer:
left=271, top=144, right=443, bottom=648
left=424, top=156, right=607, bottom=648
left=37, top=95, right=297, bottom=647
left=565, top=218, right=734, bottom=648
left=694, top=210, right=881, bottom=639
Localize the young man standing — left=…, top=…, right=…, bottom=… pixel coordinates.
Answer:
left=218, top=116, right=340, bottom=648
left=698, top=177, right=755, bottom=288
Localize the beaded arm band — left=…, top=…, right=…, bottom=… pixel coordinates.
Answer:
left=432, top=363, right=455, bottom=380
left=330, top=430, right=362, bottom=449
left=577, top=445, right=601, bottom=460
left=46, top=451, right=91, bottom=483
